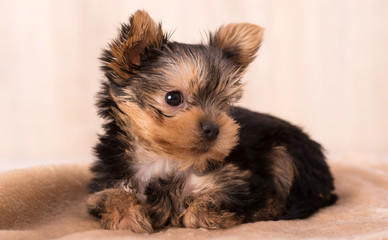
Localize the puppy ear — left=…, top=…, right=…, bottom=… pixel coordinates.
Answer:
left=209, top=23, right=264, bottom=70
left=101, top=10, right=166, bottom=86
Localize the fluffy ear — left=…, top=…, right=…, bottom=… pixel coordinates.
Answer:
left=101, top=10, right=166, bottom=86
left=209, top=23, right=264, bottom=70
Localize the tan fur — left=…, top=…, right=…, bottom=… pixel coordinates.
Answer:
left=87, top=188, right=153, bottom=233
left=188, top=164, right=251, bottom=197
left=251, top=146, right=297, bottom=220
left=109, top=10, right=164, bottom=81
left=113, top=92, right=240, bottom=173
left=269, top=146, right=297, bottom=199
left=212, top=23, right=264, bottom=69
left=182, top=198, right=242, bottom=229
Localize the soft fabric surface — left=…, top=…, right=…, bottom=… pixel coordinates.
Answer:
left=1, top=156, right=388, bottom=240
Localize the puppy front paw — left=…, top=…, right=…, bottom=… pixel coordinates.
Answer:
left=181, top=202, right=241, bottom=229
left=87, top=188, right=153, bottom=233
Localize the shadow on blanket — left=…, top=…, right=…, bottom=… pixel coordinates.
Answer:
left=1, top=157, right=388, bottom=240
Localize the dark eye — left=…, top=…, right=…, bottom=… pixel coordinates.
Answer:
left=165, top=91, right=183, bottom=106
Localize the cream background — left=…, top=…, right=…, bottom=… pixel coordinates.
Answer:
left=1, top=0, right=387, bottom=170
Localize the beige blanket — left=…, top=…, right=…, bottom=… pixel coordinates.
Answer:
left=1, top=157, right=388, bottom=240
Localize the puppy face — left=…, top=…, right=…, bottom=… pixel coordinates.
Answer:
left=101, top=11, right=264, bottom=172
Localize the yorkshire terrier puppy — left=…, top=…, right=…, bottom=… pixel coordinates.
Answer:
left=87, top=10, right=337, bottom=233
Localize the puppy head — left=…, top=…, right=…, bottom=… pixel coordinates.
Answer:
left=100, top=10, right=264, bottom=172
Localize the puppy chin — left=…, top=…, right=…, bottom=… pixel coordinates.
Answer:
left=190, top=145, right=211, bottom=154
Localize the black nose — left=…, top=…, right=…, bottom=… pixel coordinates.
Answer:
left=201, top=122, right=220, bottom=141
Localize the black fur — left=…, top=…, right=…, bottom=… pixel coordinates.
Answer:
left=226, top=107, right=337, bottom=220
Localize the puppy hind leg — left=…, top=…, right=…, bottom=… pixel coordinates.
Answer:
left=252, top=146, right=297, bottom=221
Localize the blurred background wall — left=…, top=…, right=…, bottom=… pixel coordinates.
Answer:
left=1, top=0, right=387, bottom=170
